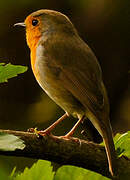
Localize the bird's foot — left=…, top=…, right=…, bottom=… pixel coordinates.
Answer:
left=27, top=127, right=52, bottom=138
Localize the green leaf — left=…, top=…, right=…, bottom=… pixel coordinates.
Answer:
left=0, top=132, right=25, bottom=151
left=114, top=131, right=130, bottom=157
left=10, top=167, right=16, bottom=178
left=100, top=131, right=130, bottom=158
left=0, top=63, right=28, bottom=83
left=0, top=168, right=10, bottom=180
left=54, top=165, right=110, bottom=180
left=14, top=160, right=54, bottom=180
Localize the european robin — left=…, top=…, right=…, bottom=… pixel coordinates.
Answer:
left=14, top=9, right=116, bottom=176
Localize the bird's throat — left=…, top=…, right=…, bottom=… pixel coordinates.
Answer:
left=26, top=28, right=41, bottom=79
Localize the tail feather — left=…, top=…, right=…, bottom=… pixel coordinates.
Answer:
left=86, top=111, right=117, bottom=176
left=102, top=123, right=116, bottom=176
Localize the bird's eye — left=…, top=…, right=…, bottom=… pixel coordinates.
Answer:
left=32, top=19, right=38, bottom=26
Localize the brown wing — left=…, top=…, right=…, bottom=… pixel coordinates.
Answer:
left=45, top=35, right=104, bottom=115
left=59, top=67, right=103, bottom=112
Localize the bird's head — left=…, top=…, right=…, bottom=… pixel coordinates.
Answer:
left=14, top=9, right=77, bottom=49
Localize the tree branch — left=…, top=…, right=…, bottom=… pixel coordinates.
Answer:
left=0, top=129, right=130, bottom=179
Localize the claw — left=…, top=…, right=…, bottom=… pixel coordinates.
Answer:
left=37, top=129, right=51, bottom=136
left=27, top=127, right=51, bottom=138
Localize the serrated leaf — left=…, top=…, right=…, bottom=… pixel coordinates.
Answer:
left=0, top=63, right=28, bottom=83
left=0, top=132, right=25, bottom=151
left=54, top=165, right=110, bottom=180
left=114, top=131, right=130, bottom=157
left=14, top=160, right=54, bottom=180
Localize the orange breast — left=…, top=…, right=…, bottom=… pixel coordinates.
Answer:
left=30, top=43, right=38, bottom=77
left=30, top=36, right=41, bottom=81
left=25, top=15, right=42, bottom=80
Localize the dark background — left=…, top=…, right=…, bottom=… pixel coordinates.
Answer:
left=0, top=0, right=129, bottom=174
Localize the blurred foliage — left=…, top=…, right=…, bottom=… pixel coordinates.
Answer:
left=0, top=0, right=129, bottom=178
left=0, top=132, right=25, bottom=151
left=114, top=131, right=130, bottom=157
left=11, top=160, right=109, bottom=180
left=27, top=94, right=58, bottom=124
left=0, top=63, right=27, bottom=83
left=0, top=168, right=10, bottom=180
left=13, top=160, right=54, bottom=180
left=54, top=165, right=109, bottom=180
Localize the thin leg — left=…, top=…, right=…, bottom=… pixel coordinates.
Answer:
left=63, top=115, right=85, bottom=138
left=39, top=113, right=68, bottom=135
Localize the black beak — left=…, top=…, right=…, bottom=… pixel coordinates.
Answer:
left=14, top=22, right=26, bottom=27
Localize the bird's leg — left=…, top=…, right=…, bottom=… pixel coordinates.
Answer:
left=62, top=115, right=85, bottom=139
left=38, top=112, right=68, bottom=136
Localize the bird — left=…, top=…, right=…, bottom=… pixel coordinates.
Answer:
left=14, top=9, right=116, bottom=176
